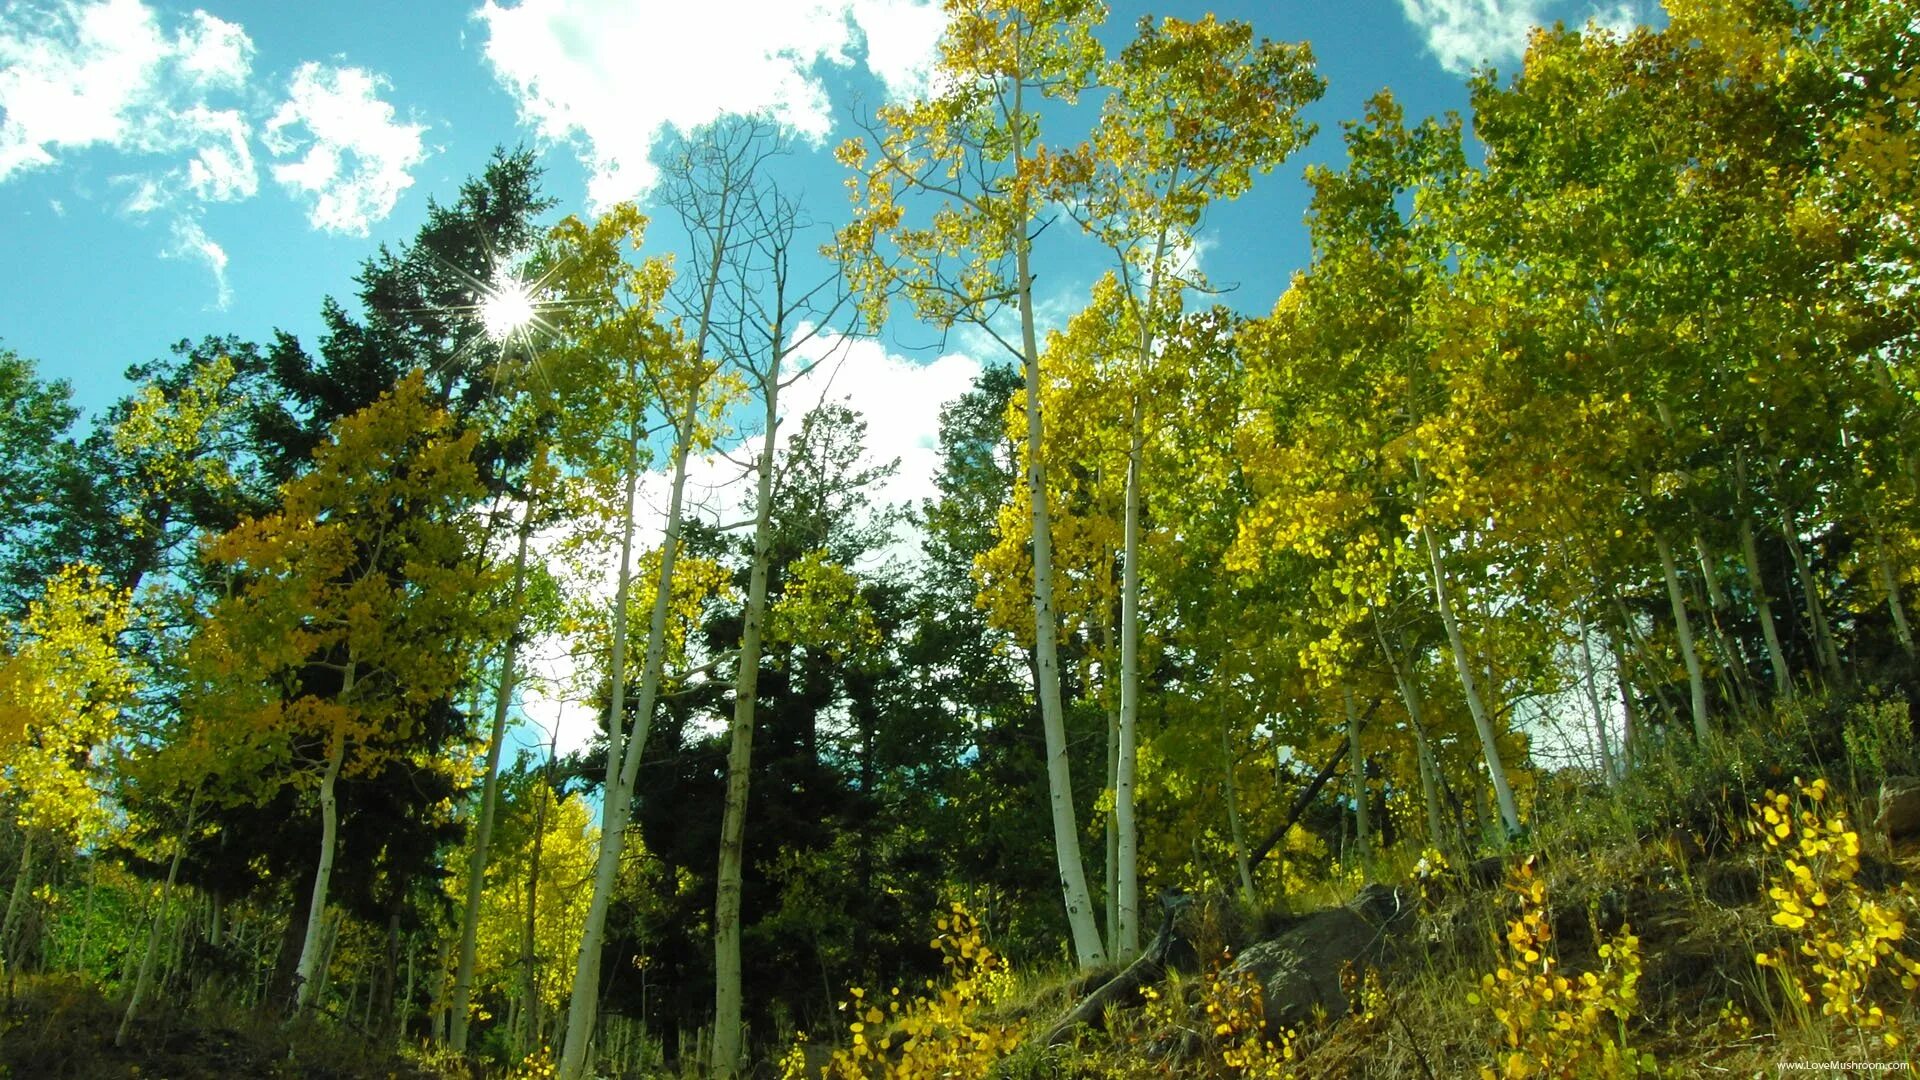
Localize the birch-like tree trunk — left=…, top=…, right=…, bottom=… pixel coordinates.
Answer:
left=1654, top=530, right=1711, bottom=743
left=1014, top=112, right=1105, bottom=965
left=1114, top=401, right=1145, bottom=960
left=1780, top=505, right=1844, bottom=682
left=711, top=363, right=780, bottom=1079
left=1343, top=685, right=1371, bottom=866
left=450, top=506, right=534, bottom=1051
left=1579, top=622, right=1617, bottom=780
left=558, top=405, right=696, bottom=1080
left=294, top=702, right=350, bottom=1013
left=117, top=805, right=192, bottom=1046
left=1419, top=519, right=1521, bottom=837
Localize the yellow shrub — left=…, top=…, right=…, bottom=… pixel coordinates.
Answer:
left=1467, top=860, right=1656, bottom=1078
left=1750, top=778, right=1920, bottom=1050
left=793, top=902, right=1024, bottom=1080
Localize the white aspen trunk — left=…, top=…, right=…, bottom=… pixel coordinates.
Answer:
left=1114, top=403, right=1144, bottom=961
left=1419, top=518, right=1521, bottom=837
left=1696, top=532, right=1755, bottom=708
left=1878, top=551, right=1914, bottom=657
left=451, top=506, right=535, bottom=1051
left=1740, top=515, right=1794, bottom=698
left=1103, top=629, right=1119, bottom=953
left=557, top=418, right=643, bottom=1080
left=1376, top=621, right=1447, bottom=850
left=519, top=780, right=548, bottom=1059
left=1579, top=622, right=1617, bottom=781
left=1607, top=623, right=1638, bottom=765
left=1011, top=67, right=1103, bottom=967
left=1113, top=217, right=1169, bottom=964
left=1780, top=506, right=1843, bottom=681
left=559, top=403, right=699, bottom=1080
left=1221, top=723, right=1255, bottom=900
left=294, top=713, right=349, bottom=1013
left=1343, top=686, right=1371, bottom=868
left=1654, top=530, right=1712, bottom=743
left=118, top=822, right=189, bottom=1045
left=711, top=375, right=780, bottom=1079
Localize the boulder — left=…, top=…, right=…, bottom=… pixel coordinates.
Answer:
left=1875, top=776, right=1920, bottom=841
left=1226, top=884, right=1415, bottom=1032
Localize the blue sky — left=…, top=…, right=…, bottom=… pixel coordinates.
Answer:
left=2, top=0, right=1654, bottom=422
left=0, top=0, right=1653, bottom=753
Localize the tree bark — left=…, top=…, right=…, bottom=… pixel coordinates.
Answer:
left=0, top=830, right=34, bottom=980
left=1343, top=686, right=1371, bottom=868
left=120, top=828, right=188, bottom=1045
left=1651, top=530, right=1712, bottom=737
left=1114, top=401, right=1144, bottom=961
left=1579, top=622, right=1617, bottom=781
left=559, top=399, right=698, bottom=1080
left=1878, top=550, right=1914, bottom=658
left=1654, top=530, right=1711, bottom=743
left=1012, top=63, right=1104, bottom=967
left=294, top=717, right=349, bottom=1013
left=1375, top=621, right=1447, bottom=849
left=1780, top=505, right=1844, bottom=682
left=711, top=366, right=780, bottom=1079
left=1419, top=518, right=1521, bottom=838
left=451, top=504, right=535, bottom=1051
left=1221, top=723, right=1255, bottom=900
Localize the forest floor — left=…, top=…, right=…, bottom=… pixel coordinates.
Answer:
left=8, top=745, right=1920, bottom=1078
left=0, top=975, right=466, bottom=1080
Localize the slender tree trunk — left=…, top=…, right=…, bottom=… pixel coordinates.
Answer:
left=451, top=506, right=535, bottom=1051
left=1114, top=402, right=1144, bottom=961
left=560, top=402, right=700, bottom=1080
left=1376, top=621, right=1447, bottom=849
left=1012, top=81, right=1104, bottom=965
left=0, top=830, right=34, bottom=979
left=1104, top=670, right=1119, bottom=950
left=1221, top=722, right=1255, bottom=901
left=1654, top=530, right=1711, bottom=743
left=1419, top=517, right=1521, bottom=837
left=1111, top=213, right=1172, bottom=963
left=295, top=715, right=350, bottom=1013
left=1579, top=622, right=1617, bottom=780
left=1878, top=549, right=1914, bottom=658
left=75, top=856, right=99, bottom=973
left=520, top=740, right=555, bottom=1059
left=1780, top=506, right=1844, bottom=681
left=1343, top=686, right=1371, bottom=867
left=1740, top=514, right=1794, bottom=698
left=1607, top=622, right=1639, bottom=766
left=118, top=817, right=189, bottom=1045
left=712, top=375, right=781, bottom=1079
left=1695, top=533, right=1755, bottom=708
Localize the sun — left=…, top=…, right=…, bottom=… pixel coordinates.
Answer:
left=480, top=275, right=537, bottom=342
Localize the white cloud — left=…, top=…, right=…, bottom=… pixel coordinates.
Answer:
left=518, top=331, right=982, bottom=757
left=474, top=0, right=945, bottom=208
left=1397, top=0, right=1648, bottom=75
left=182, top=105, right=255, bottom=201
left=263, top=62, right=428, bottom=235
left=162, top=214, right=230, bottom=309
left=0, top=0, right=253, bottom=178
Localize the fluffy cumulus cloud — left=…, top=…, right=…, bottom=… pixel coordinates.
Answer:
left=1397, top=0, right=1647, bottom=75
left=0, top=0, right=253, bottom=178
left=517, top=332, right=982, bottom=757
left=474, top=0, right=946, bottom=207
left=263, top=62, right=429, bottom=235
left=0, top=1, right=429, bottom=301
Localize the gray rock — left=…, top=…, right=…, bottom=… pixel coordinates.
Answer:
left=1226, top=884, right=1414, bottom=1032
left=1876, top=776, right=1920, bottom=841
